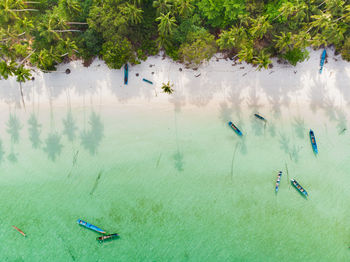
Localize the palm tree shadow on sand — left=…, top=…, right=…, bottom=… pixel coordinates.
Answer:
left=80, top=111, right=104, bottom=155
left=62, top=110, right=78, bottom=142
left=293, top=117, right=306, bottom=139
left=28, top=113, right=42, bottom=149
left=43, top=132, right=63, bottom=161
left=173, top=151, right=184, bottom=172
left=0, top=139, right=5, bottom=164
left=6, top=113, right=22, bottom=163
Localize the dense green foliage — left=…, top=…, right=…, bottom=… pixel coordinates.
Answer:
left=1, top=0, right=350, bottom=81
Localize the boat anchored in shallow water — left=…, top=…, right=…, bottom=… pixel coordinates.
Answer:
left=254, top=113, right=267, bottom=122
left=275, top=171, right=282, bottom=193
left=77, top=219, right=106, bottom=234
left=97, top=233, right=119, bottom=243
left=228, top=121, right=243, bottom=136
left=291, top=179, right=308, bottom=197
left=309, top=129, right=318, bottom=154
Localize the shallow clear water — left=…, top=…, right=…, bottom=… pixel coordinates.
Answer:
left=0, top=89, right=349, bottom=261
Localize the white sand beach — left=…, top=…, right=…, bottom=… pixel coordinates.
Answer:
left=0, top=48, right=349, bottom=113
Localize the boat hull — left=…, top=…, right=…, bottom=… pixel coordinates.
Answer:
left=309, top=129, right=318, bottom=154
left=228, top=121, right=243, bottom=136
left=275, top=171, right=282, bottom=192
left=291, top=179, right=308, bottom=197
left=77, top=219, right=106, bottom=234
left=124, top=64, right=128, bottom=85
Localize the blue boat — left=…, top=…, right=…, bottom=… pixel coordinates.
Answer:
left=77, top=219, right=106, bottom=234
left=275, top=171, right=282, bottom=193
left=309, top=129, right=318, bottom=154
left=291, top=179, right=308, bottom=197
left=319, top=49, right=326, bottom=74
left=142, top=78, right=153, bottom=84
left=124, top=64, right=128, bottom=85
left=254, top=113, right=266, bottom=122
left=228, top=121, right=243, bottom=136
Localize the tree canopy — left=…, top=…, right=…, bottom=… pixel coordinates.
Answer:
left=0, top=0, right=349, bottom=81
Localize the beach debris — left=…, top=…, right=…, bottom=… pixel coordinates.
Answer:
left=239, top=67, right=245, bottom=69
left=179, top=68, right=182, bottom=72
left=151, top=72, right=154, bottom=75
left=65, top=69, right=71, bottom=74
left=97, top=233, right=119, bottom=243
left=31, top=76, right=35, bottom=81
left=195, top=73, right=201, bottom=77
left=242, top=73, right=247, bottom=76
left=12, top=226, right=26, bottom=237
left=90, top=171, right=103, bottom=195
left=269, top=71, right=274, bottom=74
left=275, top=171, right=282, bottom=193
left=77, top=219, right=106, bottom=234
left=142, top=78, right=153, bottom=84
left=124, top=64, right=128, bottom=85
left=136, top=73, right=139, bottom=77
left=319, top=49, right=327, bottom=74
left=149, top=64, right=155, bottom=67
left=294, top=71, right=297, bottom=74
left=161, top=81, right=174, bottom=94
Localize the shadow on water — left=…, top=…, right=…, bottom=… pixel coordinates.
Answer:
left=173, top=151, right=184, bottom=172
left=6, top=113, right=22, bottom=144
left=80, top=111, right=104, bottom=155
left=227, top=88, right=243, bottom=118
left=268, top=121, right=276, bottom=137
left=218, top=101, right=233, bottom=123
left=28, top=113, right=42, bottom=149
left=289, top=145, right=303, bottom=163
left=251, top=116, right=265, bottom=136
left=0, top=139, right=4, bottom=164
left=43, top=132, right=63, bottom=161
left=279, top=133, right=290, bottom=154
left=7, top=152, right=18, bottom=163
left=62, top=110, right=78, bottom=142
left=293, top=117, right=306, bottom=139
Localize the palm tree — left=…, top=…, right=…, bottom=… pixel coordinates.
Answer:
left=175, top=0, right=194, bottom=18
left=238, top=44, right=254, bottom=63
left=253, top=51, right=271, bottom=70
left=161, top=81, right=174, bottom=94
left=153, top=0, right=173, bottom=16
left=249, top=15, right=271, bottom=39
left=274, top=32, right=292, bottom=53
left=15, top=65, right=31, bottom=109
left=156, top=12, right=177, bottom=48
left=156, top=12, right=177, bottom=37
left=119, top=3, right=143, bottom=25
left=0, top=60, right=15, bottom=79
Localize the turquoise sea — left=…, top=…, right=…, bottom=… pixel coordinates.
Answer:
left=0, top=63, right=350, bottom=261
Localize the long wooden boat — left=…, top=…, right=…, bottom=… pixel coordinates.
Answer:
left=77, top=219, right=106, bottom=234
left=291, top=179, right=308, bottom=197
left=319, top=49, right=326, bottom=74
left=254, top=113, right=267, bottom=122
left=12, top=225, right=26, bottom=237
left=124, top=64, right=128, bottom=85
left=142, top=78, right=153, bottom=84
left=228, top=121, right=243, bottom=136
left=97, top=233, right=119, bottom=243
left=275, top=171, right=282, bottom=193
left=309, top=129, right=318, bottom=154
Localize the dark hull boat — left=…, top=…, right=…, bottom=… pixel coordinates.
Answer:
left=291, top=179, right=308, bottom=197
left=228, top=121, right=243, bottom=136
left=319, top=49, right=326, bottom=74
left=124, top=64, right=128, bottom=85
left=254, top=113, right=267, bottom=122
left=309, top=129, right=318, bottom=154
left=275, top=171, right=282, bottom=193
left=97, top=233, right=119, bottom=243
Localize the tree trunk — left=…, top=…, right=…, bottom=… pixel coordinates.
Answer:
left=19, top=82, right=26, bottom=110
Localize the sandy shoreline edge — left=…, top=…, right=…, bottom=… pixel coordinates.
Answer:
left=0, top=48, right=349, bottom=112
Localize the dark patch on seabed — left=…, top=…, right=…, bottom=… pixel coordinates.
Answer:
left=90, top=171, right=103, bottom=195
